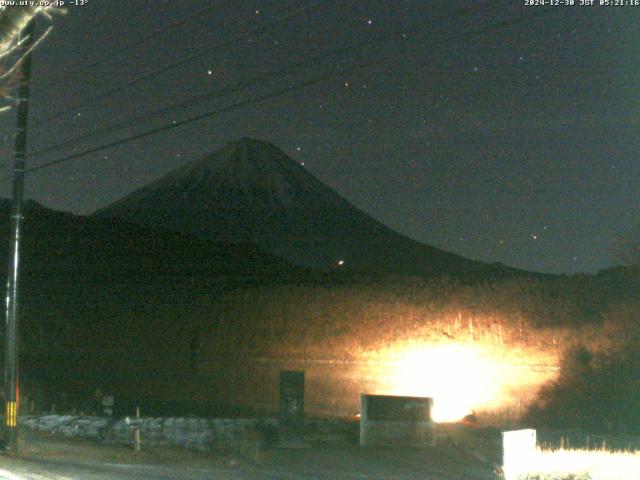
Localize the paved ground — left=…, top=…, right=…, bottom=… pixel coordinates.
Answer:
left=0, top=429, right=499, bottom=480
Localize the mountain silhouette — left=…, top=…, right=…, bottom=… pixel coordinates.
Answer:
left=96, top=138, right=526, bottom=278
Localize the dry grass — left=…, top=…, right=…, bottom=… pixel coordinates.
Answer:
left=506, top=446, right=640, bottom=480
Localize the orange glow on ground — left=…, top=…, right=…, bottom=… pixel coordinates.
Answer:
left=365, top=341, right=559, bottom=423
left=388, top=344, right=500, bottom=422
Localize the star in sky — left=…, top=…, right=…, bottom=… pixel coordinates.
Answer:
left=12, top=0, right=634, bottom=274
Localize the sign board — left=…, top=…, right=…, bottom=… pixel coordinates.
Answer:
left=360, top=394, right=435, bottom=447
left=279, top=370, right=304, bottom=431
left=502, top=428, right=537, bottom=480
left=101, top=395, right=114, bottom=416
left=366, top=395, right=433, bottom=422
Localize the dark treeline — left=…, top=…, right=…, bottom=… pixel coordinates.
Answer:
left=1, top=201, right=640, bottom=429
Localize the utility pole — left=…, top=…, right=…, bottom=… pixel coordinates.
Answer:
left=4, top=19, right=36, bottom=453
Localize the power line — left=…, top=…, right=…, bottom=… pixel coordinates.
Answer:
left=45, top=3, right=218, bottom=85
left=27, top=0, right=510, bottom=161
left=8, top=6, right=562, bottom=181
left=18, top=6, right=561, bottom=178
left=30, top=0, right=329, bottom=130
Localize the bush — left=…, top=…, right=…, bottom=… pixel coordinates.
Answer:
left=528, top=345, right=640, bottom=433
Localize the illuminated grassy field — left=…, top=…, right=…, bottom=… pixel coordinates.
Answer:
left=357, top=339, right=560, bottom=423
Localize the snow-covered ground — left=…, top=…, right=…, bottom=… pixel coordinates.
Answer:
left=20, top=414, right=275, bottom=452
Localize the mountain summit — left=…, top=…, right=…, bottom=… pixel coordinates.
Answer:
left=96, top=138, right=518, bottom=277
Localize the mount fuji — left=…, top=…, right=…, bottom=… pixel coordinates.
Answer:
left=95, top=138, right=523, bottom=278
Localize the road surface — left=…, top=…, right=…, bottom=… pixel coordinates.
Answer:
left=0, top=449, right=497, bottom=480
left=0, top=429, right=498, bottom=479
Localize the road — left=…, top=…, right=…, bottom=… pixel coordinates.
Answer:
left=0, top=459, right=483, bottom=480
left=0, top=459, right=324, bottom=480
left=0, top=429, right=498, bottom=480
left=0, top=450, right=498, bottom=480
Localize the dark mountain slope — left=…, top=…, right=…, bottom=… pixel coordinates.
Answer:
left=0, top=200, right=303, bottom=386
left=96, top=138, right=532, bottom=279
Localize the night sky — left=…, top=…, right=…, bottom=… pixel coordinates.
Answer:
left=0, top=0, right=637, bottom=275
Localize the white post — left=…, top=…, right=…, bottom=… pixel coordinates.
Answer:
left=134, top=406, right=141, bottom=452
